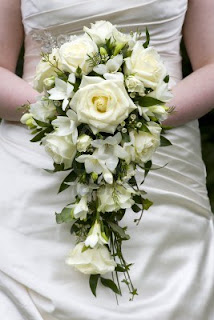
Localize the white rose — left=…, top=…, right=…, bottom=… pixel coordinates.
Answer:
left=129, top=122, right=161, bottom=163
left=125, top=75, right=145, bottom=95
left=58, top=35, right=98, bottom=74
left=97, top=183, right=135, bottom=213
left=33, top=48, right=60, bottom=93
left=77, top=134, right=92, bottom=152
left=29, top=98, right=56, bottom=123
left=66, top=242, right=116, bottom=275
left=83, top=20, right=115, bottom=45
left=42, top=132, right=76, bottom=169
left=70, top=76, right=136, bottom=134
left=124, top=43, right=167, bottom=89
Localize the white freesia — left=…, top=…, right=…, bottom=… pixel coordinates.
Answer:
left=42, top=132, right=76, bottom=169
left=124, top=43, right=167, bottom=89
left=97, top=183, right=135, bottom=213
left=58, top=35, right=98, bottom=74
left=66, top=242, right=116, bottom=275
left=20, top=113, right=37, bottom=129
left=33, top=48, right=60, bottom=92
left=77, top=134, right=92, bottom=152
left=93, top=55, right=123, bottom=75
left=51, top=110, right=79, bottom=143
left=112, top=28, right=132, bottom=46
left=147, top=81, right=173, bottom=102
left=73, top=195, right=88, bottom=220
left=85, top=220, right=108, bottom=248
left=141, top=104, right=169, bottom=122
left=48, top=77, right=74, bottom=111
left=76, top=150, right=114, bottom=184
left=125, top=75, right=145, bottom=95
left=128, top=122, right=161, bottom=163
left=29, top=97, right=56, bottom=123
left=83, top=20, right=115, bottom=44
left=92, top=132, right=129, bottom=163
left=70, top=76, right=136, bottom=134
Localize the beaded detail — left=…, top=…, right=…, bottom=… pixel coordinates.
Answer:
left=31, top=30, right=71, bottom=53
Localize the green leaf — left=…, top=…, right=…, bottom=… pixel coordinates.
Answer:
left=30, top=126, right=53, bottom=142
left=55, top=105, right=66, bottom=116
left=133, top=195, right=143, bottom=204
left=160, top=135, right=172, bottom=147
left=144, top=160, right=152, bottom=179
left=142, top=198, right=153, bottom=210
left=163, top=75, right=169, bottom=83
left=108, top=222, right=130, bottom=240
left=58, top=170, right=77, bottom=193
left=45, top=162, right=66, bottom=173
left=89, top=274, right=100, bottom=297
left=33, top=118, right=51, bottom=128
left=100, top=277, right=121, bottom=295
left=143, top=27, right=150, bottom=49
left=55, top=207, right=74, bottom=224
left=121, top=132, right=130, bottom=143
left=115, top=264, right=126, bottom=272
left=128, top=175, right=137, bottom=187
left=137, top=96, right=163, bottom=107
left=132, top=204, right=141, bottom=213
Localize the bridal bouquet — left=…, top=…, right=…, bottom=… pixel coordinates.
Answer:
left=21, top=21, right=173, bottom=300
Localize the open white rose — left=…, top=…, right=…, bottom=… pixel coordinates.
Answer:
left=58, top=35, right=98, bottom=74
left=66, top=242, right=116, bottom=275
left=33, top=48, right=60, bottom=93
left=29, top=97, right=56, bottom=123
left=97, top=183, right=135, bottom=213
left=70, top=76, right=136, bottom=134
left=42, top=132, right=76, bottom=169
left=83, top=20, right=115, bottom=45
left=128, top=122, right=161, bottom=163
left=124, top=43, right=167, bottom=89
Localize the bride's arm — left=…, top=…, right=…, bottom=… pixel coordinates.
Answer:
left=164, top=0, right=214, bottom=126
left=0, top=0, right=38, bottom=121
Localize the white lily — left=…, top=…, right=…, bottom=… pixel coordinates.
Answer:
left=51, top=109, right=79, bottom=143
left=85, top=220, right=108, bottom=248
left=93, top=54, right=123, bottom=75
left=48, top=77, right=74, bottom=111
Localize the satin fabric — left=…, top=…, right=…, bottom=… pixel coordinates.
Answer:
left=0, top=1, right=214, bottom=319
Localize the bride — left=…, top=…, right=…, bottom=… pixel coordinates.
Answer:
left=0, top=0, right=214, bottom=319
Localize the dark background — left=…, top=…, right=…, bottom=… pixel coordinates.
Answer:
left=15, top=42, right=214, bottom=211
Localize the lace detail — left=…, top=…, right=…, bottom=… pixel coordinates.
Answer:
left=31, top=30, right=71, bottom=53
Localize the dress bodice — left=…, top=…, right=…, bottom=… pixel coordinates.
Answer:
left=21, top=0, right=188, bottom=86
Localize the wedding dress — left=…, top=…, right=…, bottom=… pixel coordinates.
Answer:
left=0, top=0, right=214, bottom=319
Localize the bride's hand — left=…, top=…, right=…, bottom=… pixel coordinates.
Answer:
left=163, top=0, right=214, bottom=127
left=0, top=0, right=38, bottom=121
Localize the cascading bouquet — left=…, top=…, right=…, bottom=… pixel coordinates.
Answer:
left=20, top=21, right=173, bottom=300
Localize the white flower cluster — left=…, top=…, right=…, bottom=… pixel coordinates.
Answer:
left=21, top=21, right=173, bottom=298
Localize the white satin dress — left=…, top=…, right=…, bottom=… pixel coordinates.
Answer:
left=0, top=1, right=214, bottom=319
